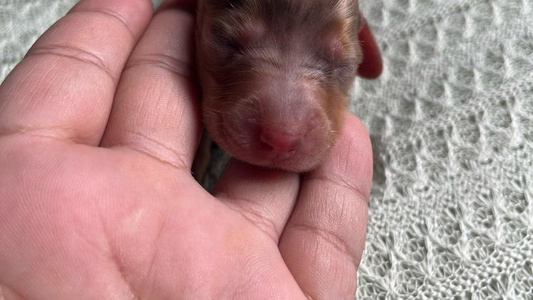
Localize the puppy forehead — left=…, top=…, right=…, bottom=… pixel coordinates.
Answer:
left=206, top=0, right=358, bottom=30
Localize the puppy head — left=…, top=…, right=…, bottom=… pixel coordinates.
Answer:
left=196, top=0, right=362, bottom=172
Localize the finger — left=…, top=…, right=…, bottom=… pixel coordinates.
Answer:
left=100, top=1, right=200, bottom=171
left=279, top=113, right=373, bottom=300
left=212, top=161, right=300, bottom=243
left=357, top=17, right=383, bottom=79
left=0, top=0, right=153, bottom=144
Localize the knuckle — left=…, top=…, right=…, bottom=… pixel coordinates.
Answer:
left=125, top=53, right=193, bottom=79
left=28, top=43, right=115, bottom=82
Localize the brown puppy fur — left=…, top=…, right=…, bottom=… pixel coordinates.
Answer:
left=196, top=0, right=363, bottom=172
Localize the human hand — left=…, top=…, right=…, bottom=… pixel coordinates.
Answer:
left=0, top=0, right=373, bottom=299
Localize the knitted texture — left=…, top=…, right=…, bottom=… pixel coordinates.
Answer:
left=355, top=0, right=533, bottom=299
left=0, top=0, right=79, bottom=78
left=1, top=1, right=532, bottom=299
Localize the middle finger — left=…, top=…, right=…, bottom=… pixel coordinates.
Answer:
left=101, top=1, right=200, bottom=172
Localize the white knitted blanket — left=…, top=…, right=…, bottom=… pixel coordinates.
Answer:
left=1, top=0, right=532, bottom=299
left=355, top=1, right=533, bottom=299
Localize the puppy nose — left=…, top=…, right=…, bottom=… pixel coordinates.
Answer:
left=260, top=128, right=303, bottom=152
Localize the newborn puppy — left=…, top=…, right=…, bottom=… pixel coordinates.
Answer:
left=196, top=0, right=377, bottom=172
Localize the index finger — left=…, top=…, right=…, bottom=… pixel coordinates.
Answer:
left=279, top=114, right=373, bottom=299
left=0, top=0, right=153, bottom=144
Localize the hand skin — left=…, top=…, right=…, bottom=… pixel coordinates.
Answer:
left=0, top=0, right=373, bottom=299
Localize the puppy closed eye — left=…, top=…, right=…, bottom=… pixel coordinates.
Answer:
left=310, top=53, right=357, bottom=82
left=320, top=40, right=359, bottom=82
left=331, top=60, right=357, bottom=83
left=210, top=25, right=243, bottom=58
left=209, top=18, right=266, bottom=59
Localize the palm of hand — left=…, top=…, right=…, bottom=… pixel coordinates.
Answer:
left=1, top=128, right=368, bottom=299
left=0, top=139, right=292, bottom=298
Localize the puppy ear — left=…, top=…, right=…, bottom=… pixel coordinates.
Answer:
left=357, top=16, right=383, bottom=79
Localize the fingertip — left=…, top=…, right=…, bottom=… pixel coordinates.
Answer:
left=70, top=0, right=154, bottom=39
left=344, top=113, right=372, bottom=159
left=306, top=113, right=373, bottom=199
left=343, top=113, right=371, bottom=142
